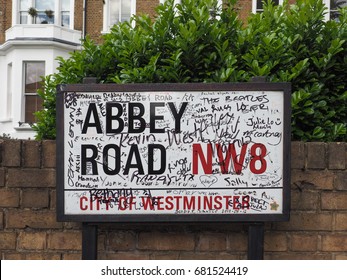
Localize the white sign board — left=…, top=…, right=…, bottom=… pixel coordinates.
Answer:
left=57, top=83, right=291, bottom=222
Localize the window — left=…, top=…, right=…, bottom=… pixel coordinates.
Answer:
left=19, top=0, right=30, bottom=24
left=61, top=0, right=71, bottom=27
left=324, top=0, right=347, bottom=21
left=103, top=0, right=136, bottom=31
left=252, top=0, right=283, bottom=13
left=7, top=64, right=13, bottom=120
left=24, top=62, right=45, bottom=123
left=160, top=1, right=223, bottom=8
left=18, top=0, right=72, bottom=27
left=159, top=0, right=181, bottom=5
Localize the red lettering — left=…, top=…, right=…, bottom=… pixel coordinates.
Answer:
left=157, top=196, right=164, bottom=210
left=203, top=196, right=213, bottom=209
left=79, top=196, right=101, bottom=211
left=165, top=196, right=174, bottom=210
left=183, top=196, right=195, bottom=210
left=192, top=143, right=212, bottom=174
left=80, top=196, right=88, bottom=210
left=224, top=196, right=232, bottom=209
left=217, top=143, right=247, bottom=174
left=214, top=196, right=223, bottom=210
left=193, top=143, right=267, bottom=175
left=242, top=195, right=250, bottom=209
left=249, top=143, right=267, bottom=174
left=174, top=196, right=182, bottom=210
left=141, top=197, right=155, bottom=210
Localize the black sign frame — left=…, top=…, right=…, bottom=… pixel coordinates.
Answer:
left=56, top=82, right=291, bottom=223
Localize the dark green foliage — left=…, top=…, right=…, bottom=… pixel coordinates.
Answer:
left=33, top=0, right=347, bottom=141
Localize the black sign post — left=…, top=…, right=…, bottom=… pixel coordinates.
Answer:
left=56, top=81, right=291, bottom=259
left=82, top=223, right=98, bottom=260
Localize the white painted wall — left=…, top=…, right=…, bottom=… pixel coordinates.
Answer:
left=0, top=41, right=79, bottom=139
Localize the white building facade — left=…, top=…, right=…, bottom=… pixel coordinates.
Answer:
left=0, top=0, right=81, bottom=139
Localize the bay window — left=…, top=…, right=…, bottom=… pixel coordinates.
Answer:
left=17, top=0, right=72, bottom=28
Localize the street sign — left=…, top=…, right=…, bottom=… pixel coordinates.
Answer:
left=56, top=82, right=291, bottom=222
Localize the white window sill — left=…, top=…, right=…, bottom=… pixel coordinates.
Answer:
left=14, top=123, right=35, bottom=130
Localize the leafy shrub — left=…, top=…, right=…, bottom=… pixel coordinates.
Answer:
left=34, top=0, right=347, bottom=141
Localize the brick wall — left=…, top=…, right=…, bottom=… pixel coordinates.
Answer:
left=137, top=0, right=159, bottom=19
left=0, top=140, right=346, bottom=260
left=0, top=0, right=12, bottom=44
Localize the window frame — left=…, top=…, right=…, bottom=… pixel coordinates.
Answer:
left=15, top=0, right=74, bottom=29
left=23, top=61, right=45, bottom=124
left=252, top=0, right=283, bottom=14
left=103, top=0, right=136, bottom=32
left=323, top=0, right=347, bottom=21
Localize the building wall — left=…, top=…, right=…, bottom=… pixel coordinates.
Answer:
left=85, top=0, right=104, bottom=43
left=0, top=140, right=346, bottom=260
left=0, top=0, right=12, bottom=44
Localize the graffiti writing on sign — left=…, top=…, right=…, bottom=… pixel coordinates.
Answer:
left=62, top=89, right=286, bottom=217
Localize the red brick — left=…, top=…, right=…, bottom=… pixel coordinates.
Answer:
left=108, top=231, right=136, bottom=250
left=328, top=142, right=346, bottom=169
left=42, top=140, right=56, bottom=168
left=306, top=142, right=327, bottom=169
left=2, top=140, right=21, bottom=167
left=84, top=0, right=104, bottom=43
left=0, top=189, right=20, bottom=207
left=322, top=235, right=347, bottom=251
left=138, top=232, right=195, bottom=251
left=0, top=232, right=16, bottom=249
left=291, top=170, right=334, bottom=190
left=137, top=0, right=158, bottom=19
left=197, top=233, right=227, bottom=251
left=276, top=212, right=333, bottom=231
left=21, top=189, right=49, bottom=208
left=48, top=232, right=82, bottom=250
left=264, top=232, right=287, bottom=252
left=290, top=233, right=318, bottom=252
left=321, top=192, right=347, bottom=210
left=7, top=169, right=55, bottom=188
left=6, top=210, right=62, bottom=229
left=22, top=141, right=41, bottom=168
left=291, top=142, right=305, bottom=169
left=18, top=232, right=46, bottom=250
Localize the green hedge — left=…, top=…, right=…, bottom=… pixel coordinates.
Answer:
left=34, top=0, right=347, bottom=141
